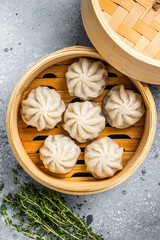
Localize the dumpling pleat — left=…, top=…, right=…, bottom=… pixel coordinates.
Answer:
left=63, top=102, right=105, bottom=143
left=22, top=98, right=40, bottom=109
left=103, top=85, right=145, bottom=129
left=35, top=87, right=47, bottom=107
left=89, top=69, right=107, bottom=81
left=66, top=71, right=79, bottom=80
left=119, top=85, right=129, bottom=104
left=87, top=61, right=102, bottom=77
left=21, top=86, right=65, bottom=131
left=84, top=137, right=123, bottom=179
left=39, top=135, right=80, bottom=174
left=80, top=58, right=90, bottom=74
left=70, top=62, right=82, bottom=74
left=66, top=58, right=108, bottom=100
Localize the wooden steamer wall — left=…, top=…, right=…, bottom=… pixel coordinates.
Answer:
left=6, top=47, right=157, bottom=194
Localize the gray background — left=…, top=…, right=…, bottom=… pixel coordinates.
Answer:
left=0, top=0, right=160, bottom=239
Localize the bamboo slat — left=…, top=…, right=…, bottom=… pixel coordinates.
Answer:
left=98, top=0, right=160, bottom=59
left=81, top=0, right=160, bottom=84
left=6, top=47, right=157, bottom=194
left=18, top=59, right=143, bottom=181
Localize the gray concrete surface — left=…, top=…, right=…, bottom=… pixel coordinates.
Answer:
left=0, top=1, right=160, bottom=239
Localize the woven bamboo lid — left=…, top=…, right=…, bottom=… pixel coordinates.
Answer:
left=81, top=0, right=160, bottom=84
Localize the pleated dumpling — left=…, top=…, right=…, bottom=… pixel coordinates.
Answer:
left=39, top=134, right=80, bottom=174
left=103, top=85, right=145, bottom=129
left=66, top=58, right=108, bottom=100
left=21, top=86, right=65, bottom=131
left=84, top=137, right=123, bottom=179
left=63, top=101, right=105, bottom=143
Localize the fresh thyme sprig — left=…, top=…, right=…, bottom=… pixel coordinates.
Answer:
left=0, top=165, right=103, bottom=240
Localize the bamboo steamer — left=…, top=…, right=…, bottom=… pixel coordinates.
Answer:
left=6, top=47, right=157, bottom=195
left=81, top=0, right=160, bottom=84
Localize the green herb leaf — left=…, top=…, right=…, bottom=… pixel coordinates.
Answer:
left=0, top=184, right=4, bottom=191
left=0, top=165, right=104, bottom=240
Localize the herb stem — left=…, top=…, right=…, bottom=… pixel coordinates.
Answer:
left=43, top=195, right=84, bottom=232
left=57, top=196, right=98, bottom=240
left=0, top=165, right=103, bottom=240
left=18, top=193, right=80, bottom=239
left=13, top=218, right=31, bottom=227
left=0, top=193, right=13, bottom=204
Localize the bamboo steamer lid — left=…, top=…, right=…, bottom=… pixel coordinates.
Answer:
left=81, top=0, right=160, bottom=84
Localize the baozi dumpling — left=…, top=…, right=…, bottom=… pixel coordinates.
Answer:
left=63, top=101, right=105, bottom=143
left=84, top=137, right=123, bottom=179
left=66, top=58, right=108, bottom=100
left=103, top=85, right=145, bottom=129
left=21, top=86, right=65, bottom=131
left=39, top=134, right=80, bottom=174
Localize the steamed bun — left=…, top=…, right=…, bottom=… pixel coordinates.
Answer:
left=84, top=137, right=123, bottom=179
left=103, top=85, right=145, bottom=129
left=39, top=134, right=80, bottom=174
left=21, top=86, right=65, bottom=131
left=63, top=101, right=105, bottom=143
left=66, top=58, right=108, bottom=100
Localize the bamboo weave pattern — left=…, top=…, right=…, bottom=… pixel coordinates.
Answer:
left=99, top=0, right=160, bottom=60
left=18, top=59, right=145, bottom=181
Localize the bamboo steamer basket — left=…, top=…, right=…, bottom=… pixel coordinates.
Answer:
left=81, top=0, right=160, bottom=84
left=6, top=46, right=157, bottom=195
